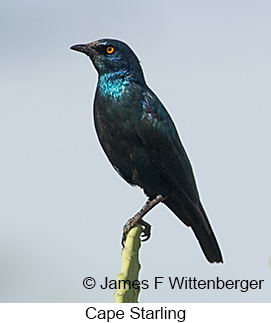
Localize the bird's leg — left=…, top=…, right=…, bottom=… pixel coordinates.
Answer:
left=122, top=194, right=166, bottom=246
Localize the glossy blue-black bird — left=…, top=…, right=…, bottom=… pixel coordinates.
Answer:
left=70, top=39, right=223, bottom=263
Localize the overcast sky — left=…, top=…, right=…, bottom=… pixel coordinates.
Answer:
left=1, top=1, right=271, bottom=302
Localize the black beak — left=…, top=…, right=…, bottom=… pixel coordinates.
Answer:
left=70, top=44, right=87, bottom=53
left=70, top=43, right=98, bottom=58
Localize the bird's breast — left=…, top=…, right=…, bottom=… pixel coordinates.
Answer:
left=94, top=93, right=141, bottom=155
left=93, top=86, right=173, bottom=196
left=93, top=88, right=149, bottom=183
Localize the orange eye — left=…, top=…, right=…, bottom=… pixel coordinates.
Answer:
left=106, top=46, right=115, bottom=54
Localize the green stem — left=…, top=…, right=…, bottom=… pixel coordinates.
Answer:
left=114, top=224, right=142, bottom=303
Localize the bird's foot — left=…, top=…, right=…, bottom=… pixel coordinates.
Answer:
left=121, top=217, right=151, bottom=246
left=139, top=219, right=151, bottom=242
left=121, top=214, right=141, bottom=246
left=121, top=194, right=165, bottom=246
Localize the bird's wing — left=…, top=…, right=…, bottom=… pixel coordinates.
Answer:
left=135, top=88, right=223, bottom=263
left=135, top=88, right=200, bottom=204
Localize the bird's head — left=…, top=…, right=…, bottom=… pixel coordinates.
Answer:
left=70, top=38, right=145, bottom=85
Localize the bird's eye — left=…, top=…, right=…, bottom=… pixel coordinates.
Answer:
left=106, top=45, right=115, bottom=54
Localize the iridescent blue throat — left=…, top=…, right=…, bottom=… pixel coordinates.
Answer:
left=97, top=70, right=130, bottom=98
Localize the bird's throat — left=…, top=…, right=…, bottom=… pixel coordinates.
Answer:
left=97, top=70, right=131, bottom=99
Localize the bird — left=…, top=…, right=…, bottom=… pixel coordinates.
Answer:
left=70, top=38, right=223, bottom=263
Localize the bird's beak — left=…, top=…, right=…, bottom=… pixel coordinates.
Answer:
left=70, top=43, right=96, bottom=57
left=70, top=44, right=86, bottom=52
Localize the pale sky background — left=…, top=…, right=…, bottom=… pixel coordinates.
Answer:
left=1, top=1, right=271, bottom=302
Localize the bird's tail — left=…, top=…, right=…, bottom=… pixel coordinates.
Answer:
left=164, top=196, right=223, bottom=263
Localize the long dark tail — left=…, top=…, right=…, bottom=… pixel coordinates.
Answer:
left=164, top=196, right=223, bottom=263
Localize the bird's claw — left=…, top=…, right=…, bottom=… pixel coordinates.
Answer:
left=121, top=218, right=151, bottom=246
left=139, top=219, right=151, bottom=242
